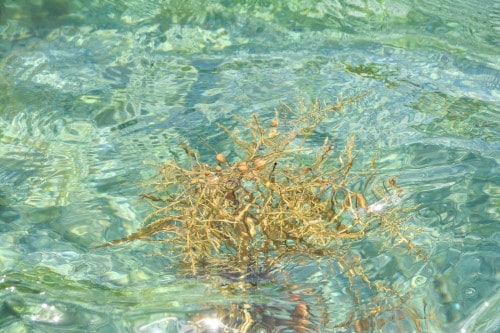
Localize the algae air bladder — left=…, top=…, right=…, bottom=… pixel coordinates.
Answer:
left=99, top=94, right=426, bottom=277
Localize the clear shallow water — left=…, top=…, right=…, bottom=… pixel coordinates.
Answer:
left=0, top=0, right=498, bottom=332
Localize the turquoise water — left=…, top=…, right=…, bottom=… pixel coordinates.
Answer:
left=0, top=0, right=498, bottom=332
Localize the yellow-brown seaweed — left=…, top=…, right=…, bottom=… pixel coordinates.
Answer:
left=99, top=95, right=424, bottom=275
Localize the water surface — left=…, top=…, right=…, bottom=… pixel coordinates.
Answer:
left=0, top=0, right=498, bottom=332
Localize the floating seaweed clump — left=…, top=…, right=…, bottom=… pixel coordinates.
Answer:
left=99, top=95, right=432, bottom=331
left=101, top=95, right=425, bottom=278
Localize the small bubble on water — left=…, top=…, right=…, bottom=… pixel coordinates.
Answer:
left=463, top=287, right=477, bottom=298
left=411, top=275, right=427, bottom=287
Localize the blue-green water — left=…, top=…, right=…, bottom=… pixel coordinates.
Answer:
left=0, top=0, right=498, bottom=332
